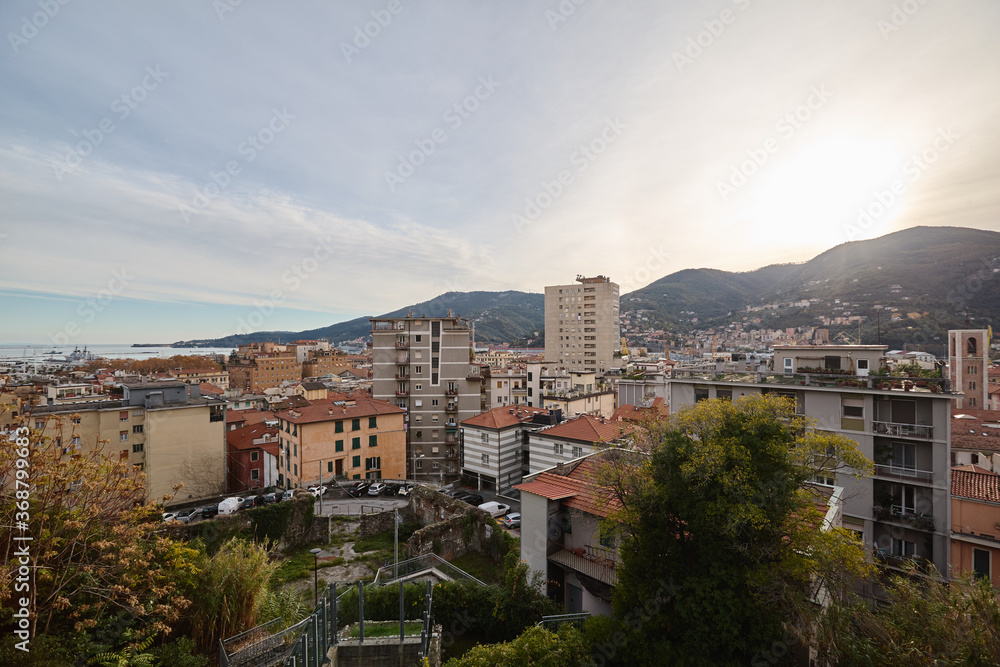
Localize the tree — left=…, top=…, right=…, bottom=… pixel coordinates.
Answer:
left=816, top=571, right=1000, bottom=665
left=0, top=421, right=198, bottom=643
left=600, top=394, right=873, bottom=665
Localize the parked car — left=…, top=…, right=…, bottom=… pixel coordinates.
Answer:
left=201, top=504, right=219, bottom=519
left=263, top=492, right=281, bottom=504
left=218, top=497, right=241, bottom=515
left=307, top=485, right=328, bottom=497
left=383, top=483, right=401, bottom=496
left=397, top=484, right=413, bottom=497
left=503, top=513, right=521, bottom=529
left=477, top=501, right=510, bottom=518
left=161, top=512, right=177, bottom=523
left=348, top=482, right=370, bottom=497
left=438, top=487, right=460, bottom=497
left=461, top=494, right=485, bottom=507
left=282, top=489, right=295, bottom=501
left=367, top=482, right=386, bottom=496
left=246, top=494, right=267, bottom=508
left=451, top=490, right=472, bottom=501
left=175, top=508, right=199, bottom=523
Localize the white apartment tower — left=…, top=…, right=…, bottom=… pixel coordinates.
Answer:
left=370, top=316, right=482, bottom=484
left=545, top=275, right=621, bottom=375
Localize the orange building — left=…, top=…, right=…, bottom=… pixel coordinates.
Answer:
left=228, top=342, right=302, bottom=392
left=275, top=397, right=405, bottom=489
left=950, top=465, right=1000, bottom=585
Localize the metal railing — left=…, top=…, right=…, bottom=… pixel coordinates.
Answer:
left=537, top=612, right=591, bottom=630
left=372, top=552, right=487, bottom=588
left=872, top=420, right=933, bottom=439
left=874, top=464, right=934, bottom=484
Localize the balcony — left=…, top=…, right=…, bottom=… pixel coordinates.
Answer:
left=395, top=341, right=409, bottom=350
left=873, top=549, right=936, bottom=575
left=445, top=403, right=457, bottom=413
left=445, top=434, right=458, bottom=445
left=548, top=544, right=619, bottom=586
left=445, top=388, right=458, bottom=396
left=445, top=422, right=458, bottom=431
left=467, top=372, right=482, bottom=381
left=874, top=464, right=934, bottom=484
left=396, top=353, right=409, bottom=364
left=872, top=421, right=933, bottom=439
left=395, top=390, right=409, bottom=397
left=395, top=373, right=410, bottom=381
left=872, top=505, right=935, bottom=531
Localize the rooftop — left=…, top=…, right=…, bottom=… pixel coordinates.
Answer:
left=951, top=410, right=1000, bottom=452
left=951, top=467, right=1000, bottom=504
left=277, top=397, right=404, bottom=424
left=461, top=405, right=549, bottom=430
left=535, top=414, right=634, bottom=444
left=515, top=457, right=621, bottom=518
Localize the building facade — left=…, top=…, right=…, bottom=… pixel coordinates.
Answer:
left=526, top=414, right=632, bottom=476
left=949, top=329, right=990, bottom=410
left=228, top=342, right=302, bottom=393
left=275, top=397, right=406, bottom=489
left=950, top=465, right=1000, bottom=586
left=33, top=382, right=227, bottom=506
left=460, top=405, right=552, bottom=492
left=371, top=316, right=481, bottom=483
left=669, top=346, right=955, bottom=578
left=545, top=275, right=621, bottom=376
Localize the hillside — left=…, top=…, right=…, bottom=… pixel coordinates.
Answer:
left=174, top=291, right=544, bottom=347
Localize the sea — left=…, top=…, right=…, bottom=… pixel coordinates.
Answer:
left=0, top=344, right=236, bottom=361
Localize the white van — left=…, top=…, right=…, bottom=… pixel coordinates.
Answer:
left=218, top=497, right=241, bottom=516
left=477, top=501, right=511, bottom=518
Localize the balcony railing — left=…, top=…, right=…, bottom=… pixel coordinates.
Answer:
left=445, top=403, right=457, bottom=412
left=445, top=388, right=458, bottom=396
left=874, top=464, right=933, bottom=484
left=872, top=505, right=935, bottom=531
left=872, top=420, right=933, bottom=439
left=445, top=434, right=458, bottom=445
left=873, top=549, right=936, bottom=575
left=395, top=373, right=410, bottom=380
left=395, top=390, right=409, bottom=397
left=395, top=341, right=409, bottom=350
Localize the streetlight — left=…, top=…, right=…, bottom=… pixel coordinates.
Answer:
left=309, top=547, right=322, bottom=608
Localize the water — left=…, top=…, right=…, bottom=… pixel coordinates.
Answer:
left=0, top=344, right=236, bottom=360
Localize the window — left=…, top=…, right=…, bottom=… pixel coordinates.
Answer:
left=294, top=463, right=297, bottom=476
left=132, top=424, right=143, bottom=434
left=415, top=335, right=421, bottom=342
left=251, top=451, right=259, bottom=462
left=968, top=337, right=977, bottom=355
left=366, top=456, right=381, bottom=470
left=352, top=455, right=361, bottom=468
left=415, top=365, right=422, bottom=374
left=891, top=538, right=915, bottom=557
left=842, top=398, right=865, bottom=431
left=571, top=446, right=582, bottom=458
left=554, top=443, right=564, bottom=455
left=369, top=416, right=377, bottom=428
left=71, top=417, right=81, bottom=425
left=335, top=421, right=344, bottom=433
left=369, top=435, right=378, bottom=447
left=132, top=442, right=143, bottom=453
left=292, top=424, right=297, bottom=436
left=891, top=442, right=915, bottom=470
left=251, top=469, right=259, bottom=480
left=293, top=443, right=297, bottom=457
left=336, top=439, right=344, bottom=452
left=120, top=411, right=129, bottom=422
left=352, top=418, right=360, bottom=431
left=416, top=459, right=423, bottom=470
left=352, top=437, right=361, bottom=449
left=973, top=548, right=990, bottom=581
left=119, top=431, right=129, bottom=442
left=481, top=433, right=489, bottom=443
left=431, top=399, right=438, bottom=406
left=34, top=419, right=44, bottom=429
left=328, top=461, right=334, bottom=473
left=482, top=453, right=490, bottom=465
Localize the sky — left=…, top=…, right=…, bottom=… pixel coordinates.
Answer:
left=1, top=1, right=998, bottom=344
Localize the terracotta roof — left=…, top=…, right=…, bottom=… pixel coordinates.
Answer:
left=534, top=414, right=633, bottom=444
left=462, top=405, right=549, bottom=430
left=298, top=382, right=327, bottom=391
left=226, top=421, right=280, bottom=453
left=227, top=409, right=275, bottom=425
left=951, top=468, right=1000, bottom=503
left=515, top=456, right=621, bottom=518
left=199, top=382, right=225, bottom=396
left=611, top=398, right=669, bottom=423
left=953, top=464, right=993, bottom=474
left=277, top=397, right=403, bottom=424
left=951, top=409, right=1000, bottom=452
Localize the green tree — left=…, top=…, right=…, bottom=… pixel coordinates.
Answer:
left=601, top=394, right=872, bottom=666
left=816, top=571, right=1000, bottom=665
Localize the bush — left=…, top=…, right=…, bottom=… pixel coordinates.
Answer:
left=443, top=625, right=589, bottom=667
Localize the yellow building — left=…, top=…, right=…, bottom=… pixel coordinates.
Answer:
left=32, top=382, right=227, bottom=506
left=228, top=342, right=302, bottom=392
left=276, top=397, right=406, bottom=488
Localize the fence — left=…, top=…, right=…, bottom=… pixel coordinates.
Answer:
left=372, top=552, right=487, bottom=587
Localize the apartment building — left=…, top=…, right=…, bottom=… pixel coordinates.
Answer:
left=228, top=341, right=302, bottom=393
left=370, top=316, right=481, bottom=483
left=275, top=397, right=405, bottom=489
left=545, top=275, right=621, bottom=376
left=669, top=344, right=955, bottom=578
left=226, top=421, right=280, bottom=493
left=460, top=405, right=553, bottom=491
left=487, top=369, right=528, bottom=408
left=526, top=414, right=632, bottom=476
left=32, top=382, right=227, bottom=506
left=949, top=329, right=990, bottom=410
left=950, top=465, right=1000, bottom=585
left=536, top=370, right=616, bottom=419
left=172, top=367, right=230, bottom=389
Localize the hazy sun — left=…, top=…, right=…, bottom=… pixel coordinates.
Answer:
left=741, top=136, right=903, bottom=249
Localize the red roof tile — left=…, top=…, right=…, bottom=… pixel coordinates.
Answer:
left=951, top=409, right=1000, bottom=452
left=534, top=414, right=634, bottom=444
left=515, top=456, right=621, bottom=518
left=227, top=409, right=275, bottom=425
left=611, top=398, right=669, bottom=423
left=226, top=422, right=279, bottom=452
left=278, top=397, right=403, bottom=424
left=462, top=405, right=549, bottom=430
left=951, top=468, right=1000, bottom=503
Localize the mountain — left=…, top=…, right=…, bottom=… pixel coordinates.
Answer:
left=623, top=226, right=1000, bottom=351
left=176, top=226, right=1000, bottom=353
left=173, top=291, right=544, bottom=348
